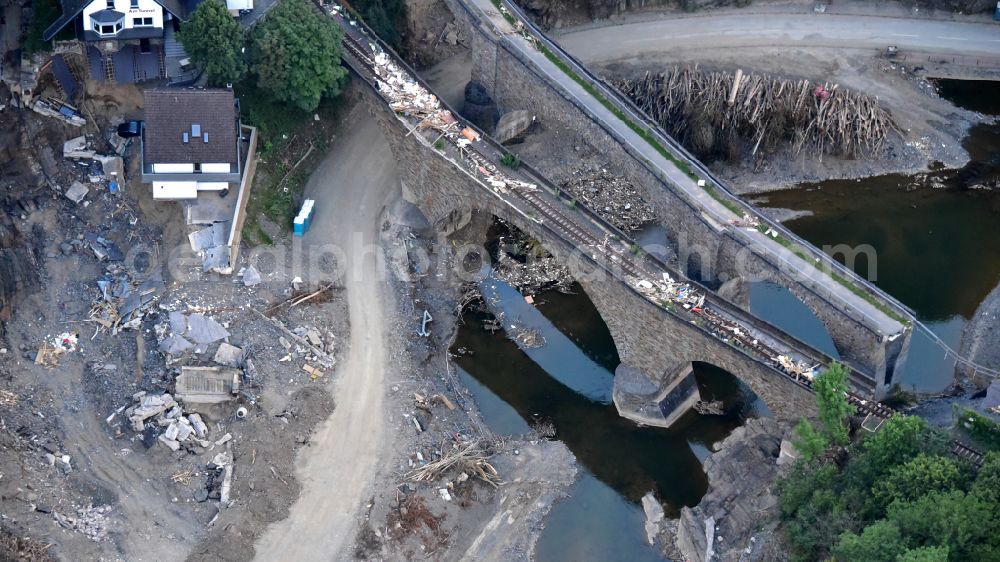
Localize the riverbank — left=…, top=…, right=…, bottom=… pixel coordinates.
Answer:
left=552, top=8, right=999, bottom=193
left=961, top=282, right=1000, bottom=384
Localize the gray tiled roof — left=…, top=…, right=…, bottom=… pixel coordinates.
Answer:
left=143, top=89, right=238, bottom=165
left=90, top=8, right=124, bottom=22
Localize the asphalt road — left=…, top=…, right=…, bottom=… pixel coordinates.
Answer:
left=554, top=11, right=1000, bottom=63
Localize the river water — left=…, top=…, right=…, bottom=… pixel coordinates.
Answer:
left=448, top=80, right=1000, bottom=560
left=757, top=79, right=1000, bottom=392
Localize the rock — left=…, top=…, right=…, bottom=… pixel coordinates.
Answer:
left=494, top=110, right=535, bottom=144
left=676, top=418, right=787, bottom=562
left=777, top=438, right=800, bottom=466
left=242, top=265, right=262, bottom=287
left=213, top=342, right=244, bottom=367
left=444, top=30, right=458, bottom=45
left=158, top=435, right=180, bottom=451
left=642, top=492, right=665, bottom=546
left=64, top=182, right=89, bottom=204
left=36, top=504, right=52, bottom=514
left=59, top=242, right=74, bottom=255
left=194, top=488, right=209, bottom=502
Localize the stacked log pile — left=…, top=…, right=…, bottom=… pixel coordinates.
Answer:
left=615, top=68, right=897, bottom=161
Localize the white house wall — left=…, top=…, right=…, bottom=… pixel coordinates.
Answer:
left=152, top=163, right=195, bottom=173
left=200, top=163, right=232, bottom=173
left=82, top=0, right=163, bottom=36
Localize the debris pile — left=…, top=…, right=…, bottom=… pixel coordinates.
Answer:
left=157, top=311, right=231, bottom=357
left=31, top=97, right=85, bottom=126
left=616, top=68, right=897, bottom=159
left=120, top=391, right=215, bottom=453
left=34, top=332, right=79, bottom=367
left=407, top=440, right=502, bottom=489
left=356, top=29, right=540, bottom=200
left=560, top=167, right=656, bottom=232
left=513, top=327, right=545, bottom=348
left=728, top=213, right=761, bottom=230
left=633, top=271, right=821, bottom=382
left=89, top=268, right=163, bottom=334
left=201, top=451, right=234, bottom=504
left=53, top=504, right=112, bottom=541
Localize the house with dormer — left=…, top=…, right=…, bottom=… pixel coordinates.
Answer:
left=43, top=0, right=202, bottom=82
left=141, top=88, right=243, bottom=199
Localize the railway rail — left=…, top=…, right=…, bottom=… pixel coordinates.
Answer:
left=328, top=3, right=987, bottom=467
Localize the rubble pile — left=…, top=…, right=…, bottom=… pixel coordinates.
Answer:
left=560, top=167, right=656, bottom=232
left=89, top=266, right=163, bottom=334
left=357, top=23, right=540, bottom=201
left=120, top=391, right=215, bottom=453
left=493, top=250, right=572, bottom=296
left=53, top=504, right=112, bottom=542
left=156, top=311, right=231, bottom=357
left=33, top=331, right=79, bottom=367
left=634, top=271, right=820, bottom=382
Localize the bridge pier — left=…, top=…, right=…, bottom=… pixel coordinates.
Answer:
left=356, top=55, right=819, bottom=427
left=438, top=0, right=911, bottom=398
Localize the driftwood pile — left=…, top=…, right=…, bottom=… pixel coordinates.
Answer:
left=407, top=441, right=502, bottom=488
left=615, top=68, right=897, bottom=160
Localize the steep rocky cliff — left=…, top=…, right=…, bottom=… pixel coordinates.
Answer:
left=675, top=417, right=793, bottom=562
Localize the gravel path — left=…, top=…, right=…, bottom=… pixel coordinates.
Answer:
left=253, top=103, right=400, bottom=561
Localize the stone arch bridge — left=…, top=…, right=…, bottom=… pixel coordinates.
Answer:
left=327, top=5, right=910, bottom=426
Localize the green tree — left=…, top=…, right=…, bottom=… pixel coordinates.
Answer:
left=813, top=362, right=854, bottom=445
left=833, top=520, right=907, bottom=562
left=888, top=490, right=995, bottom=561
left=250, top=0, right=347, bottom=111
left=896, top=546, right=950, bottom=562
left=874, top=454, right=961, bottom=508
left=177, top=0, right=247, bottom=85
left=971, top=452, right=1000, bottom=503
left=793, top=418, right=828, bottom=461
left=351, top=0, right=406, bottom=50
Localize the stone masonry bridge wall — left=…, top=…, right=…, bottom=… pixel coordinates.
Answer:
left=354, top=79, right=818, bottom=423
left=440, top=0, right=908, bottom=396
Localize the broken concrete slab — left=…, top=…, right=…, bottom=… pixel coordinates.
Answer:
left=63, top=136, right=95, bottom=159
left=188, top=413, right=208, bottom=438
left=213, top=342, right=243, bottom=368
left=64, top=182, right=90, bottom=204
left=242, top=265, right=262, bottom=287
left=158, top=435, right=180, bottom=451
left=159, top=334, right=193, bottom=355
left=184, top=314, right=230, bottom=344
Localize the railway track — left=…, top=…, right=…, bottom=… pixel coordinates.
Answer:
left=332, top=6, right=988, bottom=468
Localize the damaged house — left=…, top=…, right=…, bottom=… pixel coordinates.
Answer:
left=141, top=88, right=258, bottom=273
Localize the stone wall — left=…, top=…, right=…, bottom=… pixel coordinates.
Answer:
left=438, top=0, right=908, bottom=396
left=356, top=79, right=817, bottom=422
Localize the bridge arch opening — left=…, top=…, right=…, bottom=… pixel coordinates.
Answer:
left=749, top=280, right=841, bottom=360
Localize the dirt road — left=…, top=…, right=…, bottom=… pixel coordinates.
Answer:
left=253, top=102, right=401, bottom=561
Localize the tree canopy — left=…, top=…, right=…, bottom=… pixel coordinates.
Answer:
left=777, top=416, right=1000, bottom=562
left=250, top=0, right=347, bottom=112
left=177, top=0, right=247, bottom=86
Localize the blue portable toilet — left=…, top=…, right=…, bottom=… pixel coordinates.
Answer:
left=293, top=199, right=316, bottom=237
